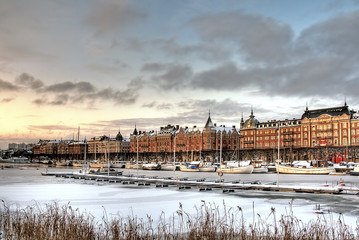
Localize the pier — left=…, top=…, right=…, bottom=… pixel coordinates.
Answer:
left=41, top=171, right=359, bottom=195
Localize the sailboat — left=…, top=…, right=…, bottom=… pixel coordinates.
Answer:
left=216, top=160, right=254, bottom=174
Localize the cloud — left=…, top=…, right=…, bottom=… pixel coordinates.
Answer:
left=142, top=101, right=156, bottom=108
left=185, top=9, right=359, bottom=100
left=160, top=38, right=233, bottom=63
left=149, top=64, right=193, bottom=90
left=0, top=78, right=18, bottom=91
left=45, top=81, right=95, bottom=94
left=189, top=11, right=294, bottom=65
left=0, top=98, right=14, bottom=103
left=15, top=73, right=44, bottom=90
left=15, top=73, right=144, bottom=106
left=85, top=0, right=147, bottom=36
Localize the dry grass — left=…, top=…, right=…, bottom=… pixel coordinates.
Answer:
left=1, top=200, right=358, bottom=240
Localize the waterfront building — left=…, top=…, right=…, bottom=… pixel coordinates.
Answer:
left=32, top=102, right=359, bottom=163
left=239, top=103, right=359, bottom=162
left=129, top=114, right=240, bottom=162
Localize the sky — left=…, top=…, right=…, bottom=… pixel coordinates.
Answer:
left=1, top=0, right=359, bottom=149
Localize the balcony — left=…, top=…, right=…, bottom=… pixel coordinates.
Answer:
left=244, top=140, right=254, bottom=144
left=317, top=129, right=332, bottom=132
left=283, top=138, right=294, bottom=142
left=282, top=131, right=294, bottom=135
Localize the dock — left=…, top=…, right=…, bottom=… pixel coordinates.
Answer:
left=41, top=171, right=359, bottom=195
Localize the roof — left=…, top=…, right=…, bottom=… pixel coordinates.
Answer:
left=301, top=105, right=350, bottom=119
left=204, top=113, right=214, bottom=129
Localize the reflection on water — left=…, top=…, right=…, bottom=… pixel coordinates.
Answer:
left=1, top=166, right=359, bottom=226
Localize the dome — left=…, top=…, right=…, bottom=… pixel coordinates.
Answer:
left=242, top=108, right=259, bottom=129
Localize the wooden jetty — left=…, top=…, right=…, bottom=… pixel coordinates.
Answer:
left=41, top=171, right=359, bottom=195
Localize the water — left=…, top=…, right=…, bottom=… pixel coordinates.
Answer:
left=1, top=166, right=359, bottom=227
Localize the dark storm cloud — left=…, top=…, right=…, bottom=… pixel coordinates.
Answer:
left=161, top=38, right=233, bottom=63
left=45, top=81, right=96, bottom=93
left=185, top=9, right=359, bottom=100
left=189, top=11, right=294, bottom=65
left=298, top=9, right=359, bottom=60
left=17, top=73, right=143, bottom=106
left=150, top=64, right=193, bottom=90
left=15, top=73, right=44, bottom=90
left=85, top=0, right=147, bottom=36
left=0, top=78, right=18, bottom=91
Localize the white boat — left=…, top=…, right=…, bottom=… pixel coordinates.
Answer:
left=160, top=162, right=176, bottom=171
left=179, top=162, right=199, bottom=172
left=142, top=163, right=161, bottom=170
left=334, top=162, right=354, bottom=173
left=350, top=163, right=359, bottom=176
left=198, top=161, right=216, bottom=172
left=275, top=163, right=334, bottom=175
left=110, top=161, right=126, bottom=168
left=216, top=164, right=254, bottom=174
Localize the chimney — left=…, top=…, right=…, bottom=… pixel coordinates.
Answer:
left=232, top=125, right=236, bottom=128
left=214, top=123, right=217, bottom=127
left=193, top=125, right=197, bottom=128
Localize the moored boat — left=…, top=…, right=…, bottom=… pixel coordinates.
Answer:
left=90, top=160, right=107, bottom=168
left=275, top=163, right=334, bottom=175
left=110, top=161, right=126, bottom=168
left=216, top=164, right=254, bottom=174
left=160, top=162, right=176, bottom=171
left=55, top=160, right=69, bottom=166
left=179, top=162, right=199, bottom=172
left=142, top=163, right=161, bottom=170
left=125, top=161, right=142, bottom=169
left=198, top=161, right=216, bottom=172
left=350, top=163, right=359, bottom=176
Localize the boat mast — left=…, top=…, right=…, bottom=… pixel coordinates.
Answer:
left=84, top=137, right=87, bottom=163
left=108, top=135, right=110, bottom=176
left=173, top=132, right=176, bottom=180
left=277, top=124, right=280, bottom=187
left=219, top=129, right=223, bottom=184
left=136, top=134, right=139, bottom=178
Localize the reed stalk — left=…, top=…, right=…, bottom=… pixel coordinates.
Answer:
left=0, top=200, right=357, bottom=240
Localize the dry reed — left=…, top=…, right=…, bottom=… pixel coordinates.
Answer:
left=0, top=199, right=358, bottom=240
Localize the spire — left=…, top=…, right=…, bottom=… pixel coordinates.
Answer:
left=204, top=111, right=214, bottom=129
left=306, top=102, right=308, bottom=111
left=344, top=96, right=347, bottom=107
left=250, top=105, right=254, bottom=118
left=240, top=112, right=244, bottom=123
left=133, top=124, right=138, bottom=136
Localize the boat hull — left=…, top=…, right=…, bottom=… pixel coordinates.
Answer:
left=350, top=171, right=359, bottom=176
left=198, top=167, right=216, bottom=172
left=142, top=164, right=161, bottom=170
left=160, top=164, right=176, bottom=171
left=252, top=167, right=268, bottom=173
left=276, top=164, right=334, bottom=175
left=216, top=165, right=253, bottom=174
left=179, top=165, right=199, bottom=172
